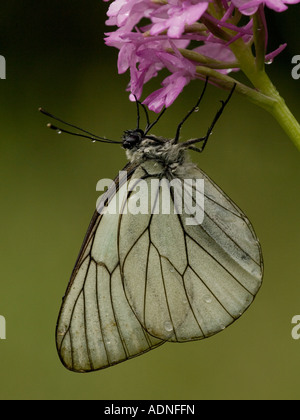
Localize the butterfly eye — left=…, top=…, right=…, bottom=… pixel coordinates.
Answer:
left=122, top=129, right=144, bottom=149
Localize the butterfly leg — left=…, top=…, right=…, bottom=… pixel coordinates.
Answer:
left=173, top=77, right=209, bottom=144
left=181, top=83, right=236, bottom=152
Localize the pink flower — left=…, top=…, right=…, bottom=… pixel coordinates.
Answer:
left=103, top=0, right=300, bottom=111
left=232, top=0, right=300, bottom=15
left=141, top=46, right=197, bottom=111
left=106, top=29, right=192, bottom=104
left=135, top=41, right=193, bottom=99
left=150, top=0, right=209, bottom=38
left=105, top=0, right=159, bottom=30
left=143, top=73, right=190, bottom=112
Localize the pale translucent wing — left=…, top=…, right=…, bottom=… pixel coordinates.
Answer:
left=120, top=161, right=263, bottom=342
left=56, top=165, right=163, bottom=372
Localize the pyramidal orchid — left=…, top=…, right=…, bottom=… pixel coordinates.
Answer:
left=103, top=0, right=300, bottom=149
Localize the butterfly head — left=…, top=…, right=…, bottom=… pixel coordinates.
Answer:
left=122, top=129, right=145, bottom=150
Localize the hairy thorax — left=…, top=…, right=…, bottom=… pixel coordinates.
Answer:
left=126, top=136, right=186, bottom=167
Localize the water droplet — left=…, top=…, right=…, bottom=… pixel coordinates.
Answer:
left=92, top=139, right=96, bottom=143
left=203, top=294, right=212, bottom=304
left=56, top=129, right=62, bottom=134
left=265, top=59, right=273, bottom=65
left=106, top=340, right=111, bottom=345
left=226, top=68, right=233, bottom=74
left=169, top=267, right=175, bottom=273
left=194, top=107, right=199, bottom=112
left=164, top=321, right=173, bottom=332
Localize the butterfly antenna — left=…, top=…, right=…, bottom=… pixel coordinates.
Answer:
left=39, top=108, right=122, bottom=144
left=46, top=123, right=123, bottom=144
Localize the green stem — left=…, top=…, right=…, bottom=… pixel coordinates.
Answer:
left=228, top=38, right=300, bottom=149
left=195, top=65, right=276, bottom=108
left=252, top=8, right=266, bottom=72
left=175, top=48, right=239, bottom=70
left=259, top=88, right=300, bottom=149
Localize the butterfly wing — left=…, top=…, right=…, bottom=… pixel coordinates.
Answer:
left=56, top=164, right=164, bottom=372
left=120, top=160, right=263, bottom=342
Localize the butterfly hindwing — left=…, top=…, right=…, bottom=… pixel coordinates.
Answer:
left=120, top=161, right=263, bottom=342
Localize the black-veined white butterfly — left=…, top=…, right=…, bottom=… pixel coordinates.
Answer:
left=41, top=80, right=263, bottom=372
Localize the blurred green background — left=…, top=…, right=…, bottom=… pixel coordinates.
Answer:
left=0, top=0, right=299, bottom=400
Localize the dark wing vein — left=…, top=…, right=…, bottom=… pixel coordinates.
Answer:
left=164, top=180, right=205, bottom=339
left=185, top=180, right=260, bottom=266
left=169, top=182, right=207, bottom=338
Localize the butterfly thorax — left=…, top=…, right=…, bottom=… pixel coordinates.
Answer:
left=123, top=129, right=186, bottom=168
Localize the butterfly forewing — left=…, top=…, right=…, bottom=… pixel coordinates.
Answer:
left=56, top=166, right=164, bottom=372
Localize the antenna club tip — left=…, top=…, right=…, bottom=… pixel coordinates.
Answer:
left=47, top=123, right=58, bottom=130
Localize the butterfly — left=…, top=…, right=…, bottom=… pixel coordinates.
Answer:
left=41, top=80, right=263, bottom=372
